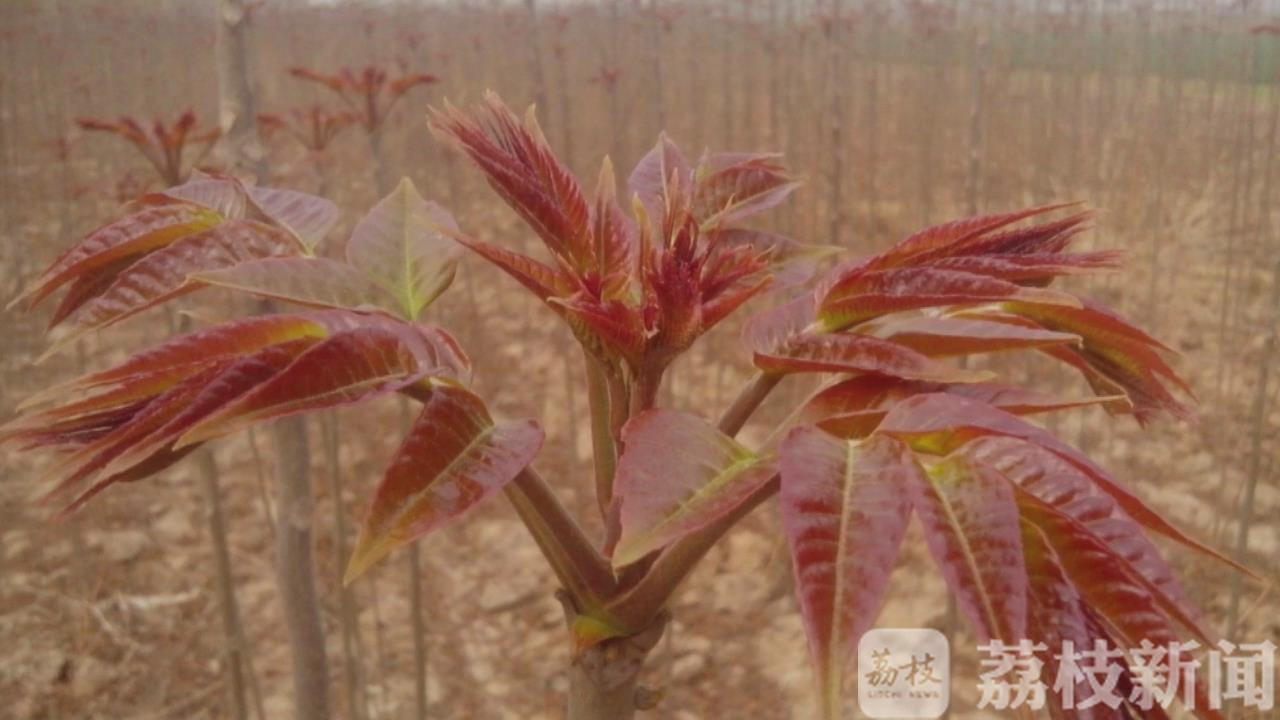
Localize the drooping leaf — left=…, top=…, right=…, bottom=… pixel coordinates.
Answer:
left=177, top=323, right=463, bottom=446
left=864, top=203, right=1078, bottom=271
left=910, top=452, right=1028, bottom=642
left=816, top=267, right=1080, bottom=332
left=59, top=220, right=299, bottom=338
left=1020, top=520, right=1126, bottom=720
left=11, top=201, right=222, bottom=311
left=972, top=436, right=1213, bottom=642
left=57, top=340, right=318, bottom=512
left=612, top=409, right=777, bottom=567
left=1002, top=300, right=1192, bottom=423
left=345, top=178, right=462, bottom=320
left=1015, top=490, right=1224, bottom=720
left=20, top=313, right=334, bottom=406
left=877, top=394, right=1249, bottom=574
left=36, top=361, right=233, bottom=508
left=802, top=377, right=1113, bottom=439
left=45, top=256, right=137, bottom=328
left=779, top=429, right=915, bottom=720
left=874, top=313, right=1081, bottom=357
left=345, top=386, right=543, bottom=582
left=194, top=256, right=395, bottom=314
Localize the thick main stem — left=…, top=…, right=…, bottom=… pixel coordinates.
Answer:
left=560, top=593, right=667, bottom=720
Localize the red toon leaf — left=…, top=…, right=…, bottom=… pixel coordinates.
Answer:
left=779, top=429, right=915, bottom=719
left=345, top=386, right=543, bottom=582
left=612, top=410, right=776, bottom=567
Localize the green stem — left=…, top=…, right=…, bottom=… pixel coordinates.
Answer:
left=506, top=468, right=617, bottom=609
left=584, top=351, right=617, bottom=518
left=717, top=371, right=782, bottom=436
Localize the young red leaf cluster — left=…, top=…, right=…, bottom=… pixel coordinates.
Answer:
left=77, top=110, right=221, bottom=186
left=600, top=198, right=1229, bottom=717
left=429, top=93, right=807, bottom=404
left=7, top=172, right=537, bottom=585
left=288, top=65, right=439, bottom=132
left=257, top=106, right=359, bottom=152
left=8, top=174, right=336, bottom=351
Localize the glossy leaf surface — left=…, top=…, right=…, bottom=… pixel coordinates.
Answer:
left=779, top=429, right=915, bottom=719
left=194, top=256, right=393, bottom=314
left=612, top=410, right=777, bottom=567
left=345, top=178, right=462, bottom=320
left=346, top=386, right=543, bottom=581
left=178, top=323, right=466, bottom=445
left=911, top=453, right=1028, bottom=642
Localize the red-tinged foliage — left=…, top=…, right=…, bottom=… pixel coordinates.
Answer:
left=59, top=220, right=299, bottom=339
left=258, top=106, right=359, bottom=152
left=12, top=199, right=224, bottom=311
left=816, top=266, right=1080, bottom=331
left=779, top=430, right=916, bottom=718
left=9, top=92, right=1245, bottom=720
left=11, top=176, right=341, bottom=362
left=911, top=453, right=1028, bottom=643
left=77, top=111, right=221, bottom=185
left=1002, top=300, right=1194, bottom=424
left=7, top=310, right=468, bottom=515
left=968, top=437, right=1213, bottom=642
left=801, top=377, right=1110, bottom=439
left=611, top=410, right=776, bottom=566
left=197, top=178, right=461, bottom=321
left=872, top=313, right=1081, bottom=357
left=288, top=65, right=439, bottom=131
left=743, top=205, right=1192, bottom=425
left=431, top=94, right=796, bottom=385
left=346, top=385, right=543, bottom=582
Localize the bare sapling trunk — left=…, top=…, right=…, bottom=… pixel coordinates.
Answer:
left=216, top=1, right=331, bottom=718
left=198, top=450, right=251, bottom=720
left=401, top=397, right=430, bottom=720
left=1226, top=262, right=1280, bottom=639
left=324, top=412, right=367, bottom=720
left=272, top=414, right=331, bottom=720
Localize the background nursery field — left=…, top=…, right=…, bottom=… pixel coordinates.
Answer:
left=0, top=0, right=1278, bottom=718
